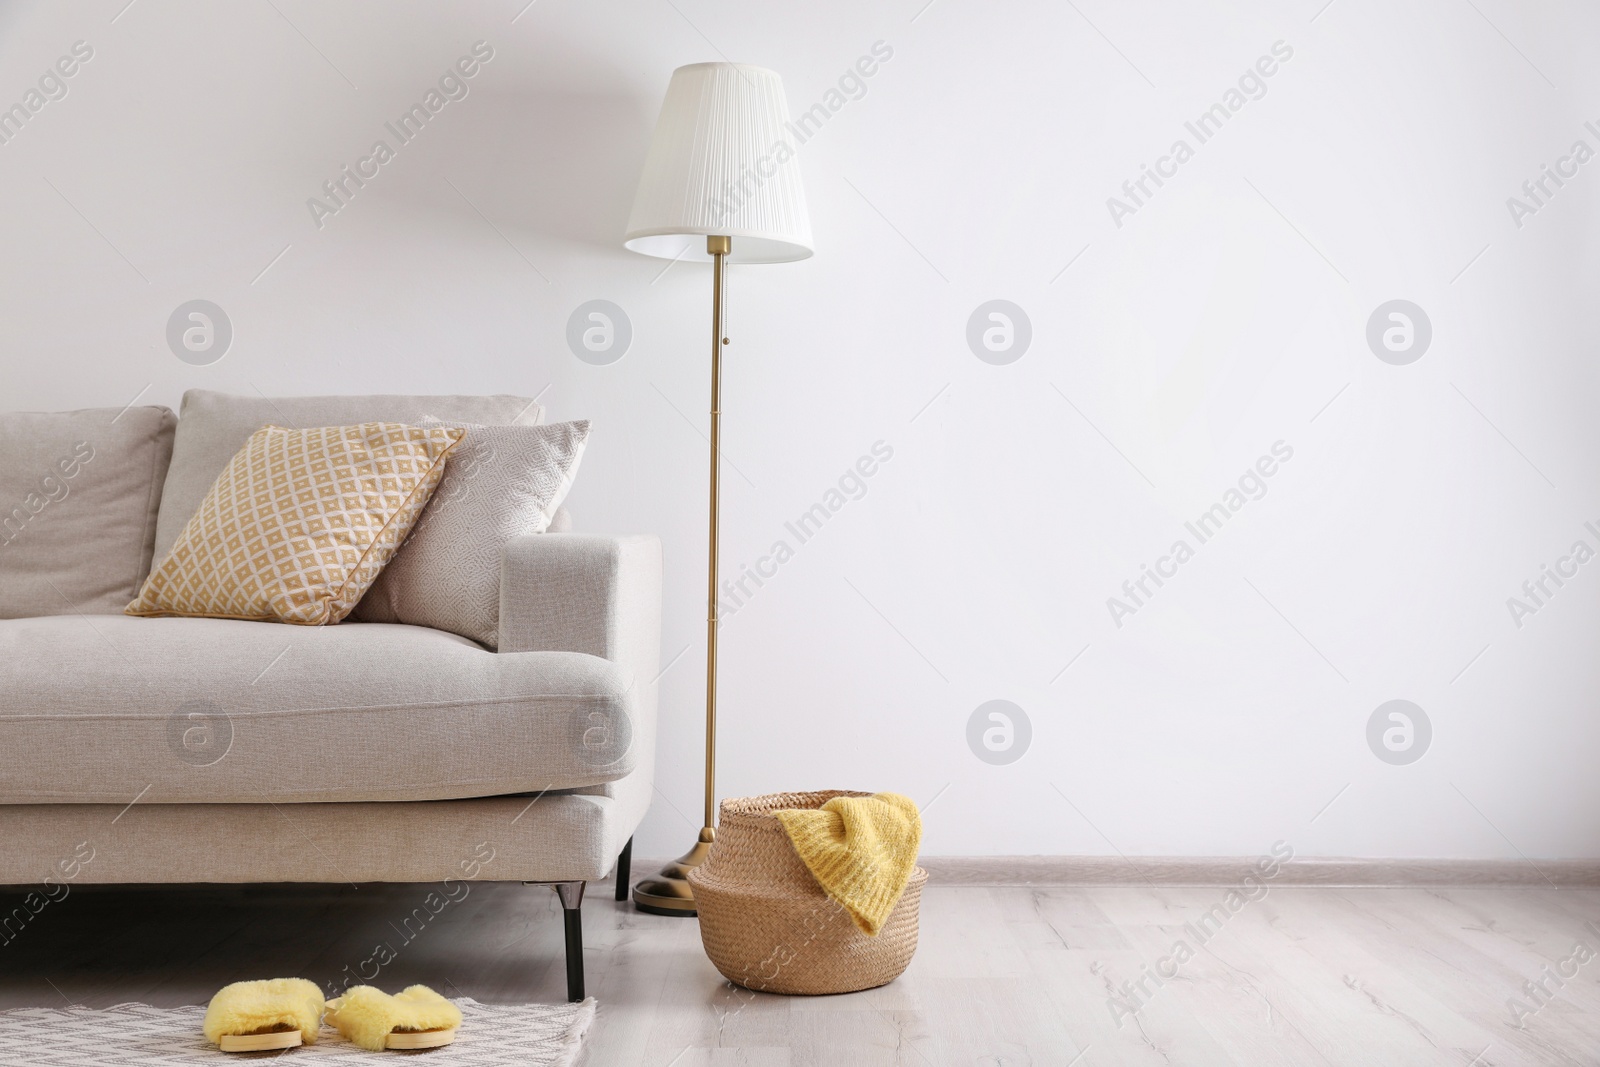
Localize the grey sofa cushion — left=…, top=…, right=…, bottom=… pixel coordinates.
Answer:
left=0, top=406, right=176, bottom=618
left=0, top=615, right=637, bottom=804
left=354, top=421, right=591, bottom=648
left=152, top=390, right=543, bottom=563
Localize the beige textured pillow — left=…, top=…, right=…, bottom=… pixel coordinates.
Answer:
left=354, top=420, right=590, bottom=647
left=152, top=390, right=543, bottom=564
left=126, top=422, right=463, bottom=625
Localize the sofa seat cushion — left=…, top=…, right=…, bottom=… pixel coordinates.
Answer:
left=0, top=616, right=636, bottom=804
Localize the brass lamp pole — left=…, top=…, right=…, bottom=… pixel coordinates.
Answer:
left=632, top=234, right=730, bottom=915
left=704, top=233, right=730, bottom=831
left=621, top=63, right=812, bottom=916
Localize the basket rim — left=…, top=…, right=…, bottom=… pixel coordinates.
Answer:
left=718, top=790, right=875, bottom=821
left=689, top=864, right=929, bottom=895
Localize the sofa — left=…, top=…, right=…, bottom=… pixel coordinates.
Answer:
left=0, top=390, right=661, bottom=1002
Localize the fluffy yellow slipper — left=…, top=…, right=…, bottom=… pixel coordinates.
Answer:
left=202, top=978, right=325, bottom=1053
left=325, top=985, right=462, bottom=1050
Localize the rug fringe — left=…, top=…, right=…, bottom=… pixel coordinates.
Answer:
left=555, top=998, right=598, bottom=1067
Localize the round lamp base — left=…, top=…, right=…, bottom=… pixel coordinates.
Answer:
left=631, top=831, right=714, bottom=917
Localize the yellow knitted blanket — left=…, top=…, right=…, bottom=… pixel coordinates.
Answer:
left=773, top=792, right=922, bottom=936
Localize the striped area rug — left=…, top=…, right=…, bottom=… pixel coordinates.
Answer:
left=0, top=996, right=593, bottom=1065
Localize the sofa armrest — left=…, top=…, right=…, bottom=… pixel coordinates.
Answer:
left=498, top=532, right=662, bottom=672
left=500, top=534, right=662, bottom=824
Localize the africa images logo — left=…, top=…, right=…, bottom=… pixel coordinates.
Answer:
left=1107, top=442, right=1294, bottom=628
left=306, top=42, right=494, bottom=229
left=1106, top=40, right=1293, bottom=228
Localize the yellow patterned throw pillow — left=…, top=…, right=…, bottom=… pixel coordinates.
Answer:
left=126, top=422, right=463, bottom=625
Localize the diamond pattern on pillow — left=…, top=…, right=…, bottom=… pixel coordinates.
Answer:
left=126, top=422, right=463, bottom=625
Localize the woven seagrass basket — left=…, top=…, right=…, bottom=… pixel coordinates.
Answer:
left=687, top=790, right=927, bottom=995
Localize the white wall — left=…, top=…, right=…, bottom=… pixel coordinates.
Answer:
left=3, top=0, right=1598, bottom=861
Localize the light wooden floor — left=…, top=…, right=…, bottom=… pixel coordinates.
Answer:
left=2, top=877, right=1598, bottom=1064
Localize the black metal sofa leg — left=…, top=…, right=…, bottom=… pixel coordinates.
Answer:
left=615, top=837, right=633, bottom=901
left=553, top=882, right=586, bottom=1002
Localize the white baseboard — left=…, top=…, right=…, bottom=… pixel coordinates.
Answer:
left=915, top=856, right=1600, bottom=887
left=630, top=855, right=1600, bottom=888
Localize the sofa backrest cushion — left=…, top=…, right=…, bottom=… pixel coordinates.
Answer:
left=0, top=405, right=177, bottom=617
left=152, top=389, right=543, bottom=563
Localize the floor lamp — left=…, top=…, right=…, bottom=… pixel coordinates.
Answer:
left=622, top=63, right=812, bottom=915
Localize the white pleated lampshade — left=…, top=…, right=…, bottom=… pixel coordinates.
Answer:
left=625, top=63, right=812, bottom=264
